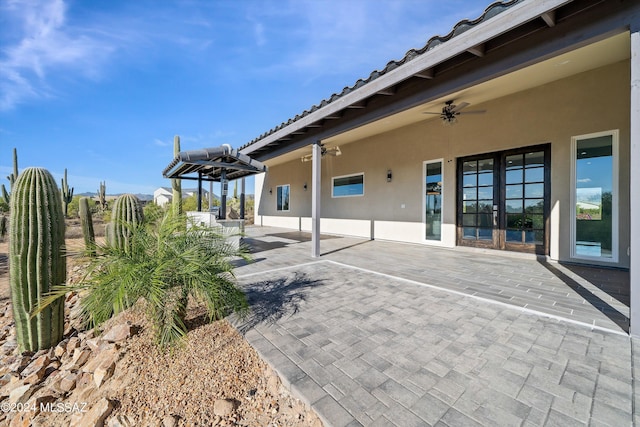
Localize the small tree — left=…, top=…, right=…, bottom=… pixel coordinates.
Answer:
left=40, top=211, right=248, bottom=348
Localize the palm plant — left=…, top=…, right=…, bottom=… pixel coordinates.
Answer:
left=40, top=211, right=249, bottom=348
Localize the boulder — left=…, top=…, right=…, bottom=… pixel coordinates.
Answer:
left=71, top=397, right=113, bottom=427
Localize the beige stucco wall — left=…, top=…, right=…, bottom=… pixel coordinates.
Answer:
left=256, top=60, right=630, bottom=268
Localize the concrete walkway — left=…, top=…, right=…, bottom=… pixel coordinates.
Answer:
left=232, top=226, right=635, bottom=426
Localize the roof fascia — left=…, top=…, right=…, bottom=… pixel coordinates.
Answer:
left=241, top=0, right=572, bottom=156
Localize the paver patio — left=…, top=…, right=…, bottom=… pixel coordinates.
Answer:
left=232, top=226, right=635, bottom=426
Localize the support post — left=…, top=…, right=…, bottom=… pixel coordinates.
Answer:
left=197, top=172, right=202, bottom=212
left=311, top=141, right=321, bottom=258
left=630, top=30, right=640, bottom=337
left=209, top=180, right=213, bottom=212
left=221, top=169, right=227, bottom=220
left=240, top=177, right=246, bottom=220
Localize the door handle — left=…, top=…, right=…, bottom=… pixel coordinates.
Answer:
left=493, top=210, right=498, bottom=227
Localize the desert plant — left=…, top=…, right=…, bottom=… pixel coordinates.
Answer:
left=42, top=211, right=248, bottom=348
left=61, top=168, right=74, bottom=217
left=0, top=215, right=7, bottom=240
left=10, top=167, right=65, bottom=351
left=143, top=201, right=164, bottom=226
left=108, top=193, right=144, bottom=252
left=79, top=197, right=96, bottom=256
left=2, top=147, right=19, bottom=206
left=97, top=181, right=107, bottom=211
left=172, top=135, right=182, bottom=216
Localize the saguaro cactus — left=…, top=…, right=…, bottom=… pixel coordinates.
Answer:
left=172, top=135, right=182, bottom=216
left=79, top=197, right=95, bottom=256
left=61, top=168, right=74, bottom=217
left=2, top=147, right=19, bottom=205
left=97, top=181, right=107, bottom=211
left=10, top=167, right=66, bottom=351
left=109, top=193, right=144, bottom=252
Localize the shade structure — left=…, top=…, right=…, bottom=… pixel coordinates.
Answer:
left=162, top=145, right=267, bottom=182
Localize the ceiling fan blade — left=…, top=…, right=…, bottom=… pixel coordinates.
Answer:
left=450, top=102, right=470, bottom=113
left=458, top=109, right=486, bottom=115
left=421, top=112, right=442, bottom=115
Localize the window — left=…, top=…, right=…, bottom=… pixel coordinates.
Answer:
left=571, top=130, right=618, bottom=261
left=424, top=160, right=443, bottom=241
left=332, top=173, right=364, bottom=197
left=276, top=184, right=290, bottom=211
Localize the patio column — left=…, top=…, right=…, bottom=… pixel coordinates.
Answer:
left=240, top=177, right=245, bottom=219
left=630, top=29, right=640, bottom=337
left=196, top=171, right=202, bottom=212
left=311, top=141, right=321, bottom=258
left=220, top=169, right=227, bottom=220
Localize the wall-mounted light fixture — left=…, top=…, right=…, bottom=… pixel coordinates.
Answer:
left=387, top=169, right=393, bottom=182
left=269, top=188, right=272, bottom=195
left=303, top=183, right=308, bottom=191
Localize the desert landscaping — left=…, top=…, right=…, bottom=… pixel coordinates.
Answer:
left=0, top=216, right=323, bottom=426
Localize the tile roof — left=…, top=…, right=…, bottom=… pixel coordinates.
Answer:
left=239, top=0, right=522, bottom=151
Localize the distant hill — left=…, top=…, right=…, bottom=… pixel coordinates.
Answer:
left=76, top=192, right=154, bottom=201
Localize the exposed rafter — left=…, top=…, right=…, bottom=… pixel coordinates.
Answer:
left=376, top=87, right=396, bottom=96
left=467, top=43, right=486, bottom=57
left=541, top=10, right=556, bottom=27
left=347, top=101, right=367, bottom=109
left=414, top=69, right=435, bottom=79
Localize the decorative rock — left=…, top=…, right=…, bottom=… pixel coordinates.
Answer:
left=54, top=342, right=67, bottom=358
left=20, top=354, right=50, bottom=383
left=83, top=347, right=118, bottom=374
left=0, top=340, right=17, bottom=356
left=102, top=322, right=136, bottom=343
left=66, top=336, right=81, bottom=355
left=162, top=414, right=179, bottom=427
left=94, top=359, right=115, bottom=388
left=76, top=371, right=93, bottom=389
left=107, top=414, right=135, bottom=427
left=7, top=355, right=30, bottom=373
left=71, top=397, right=113, bottom=427
left=60, top=372, right=78, bottom=392
left=8, top=410, right=34, bottom=427
left=267, top=375, right=279, bottom=396
left=0, top=372, right=18, bottom=387
left=72, top=348, right=91, bottom=368
left=213, top=399, right=237, bottom=416
left=8, top=383, right=37, bottom=404
left=86, top=338, right=101, bottom=351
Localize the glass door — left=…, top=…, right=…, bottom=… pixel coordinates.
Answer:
left=458, top=155, right=499, bottom=249
left=457, top=145, right=550, bottom=254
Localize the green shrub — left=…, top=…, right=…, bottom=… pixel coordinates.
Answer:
left=40, top=211, right=249, bottom=348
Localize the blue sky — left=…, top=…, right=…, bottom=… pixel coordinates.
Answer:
left=1, top=0, right=490, bottom=195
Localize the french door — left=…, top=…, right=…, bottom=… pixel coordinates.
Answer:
left=457, top=144, right=550, bottom=254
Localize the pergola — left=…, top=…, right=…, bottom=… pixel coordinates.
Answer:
left=162, top=145, right=267, bottom=219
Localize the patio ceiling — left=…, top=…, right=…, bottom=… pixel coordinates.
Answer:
left=239, top=0, right=634, bottom=167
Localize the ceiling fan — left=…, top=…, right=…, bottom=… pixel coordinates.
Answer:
left=423, top=100, right=486, bottom=124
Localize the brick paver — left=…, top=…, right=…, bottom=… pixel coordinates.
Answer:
left=233, top=226, right=633, bottom=426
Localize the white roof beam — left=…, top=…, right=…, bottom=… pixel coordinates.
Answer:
left=467, top=43, right=486, bottom=57
left=414, top=69, right=435, bottom=79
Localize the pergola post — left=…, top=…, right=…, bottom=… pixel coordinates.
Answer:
left=197, top=171, right=202, bottom=212
left=630, top=29, right=640, bottom=337
left=311, top=141, right=321, bottom=258
left=240, top=177, right=246, bottom=220
left=220, top=169, right=227, bottom=220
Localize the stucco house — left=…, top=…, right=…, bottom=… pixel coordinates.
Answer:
left=153, top=187, right=211, bottom=208
left=237, top=1, right=640, bottom=335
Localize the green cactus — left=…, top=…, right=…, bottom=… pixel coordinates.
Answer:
left=3, top=148, right=18, bottom=205
left=61, top=168, right=74, bottom=217
left=10, top=167, right=66, bottom=352
left=109, top=193, right=144, bottom=253
left=172, top=135, right=182, bottom=216
left=0, top=215, right=6, bottom=241
left=97, top=181, right=107, bottom=211
left=79, top=197, right=95, bottom=256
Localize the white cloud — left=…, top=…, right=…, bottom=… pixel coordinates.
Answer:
left=577, top=178, right=592, bottom=183
left=0, top=0, right=115, bottom=110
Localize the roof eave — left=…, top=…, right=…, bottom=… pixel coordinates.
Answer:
left=239, top=0, right=573, bottom=156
